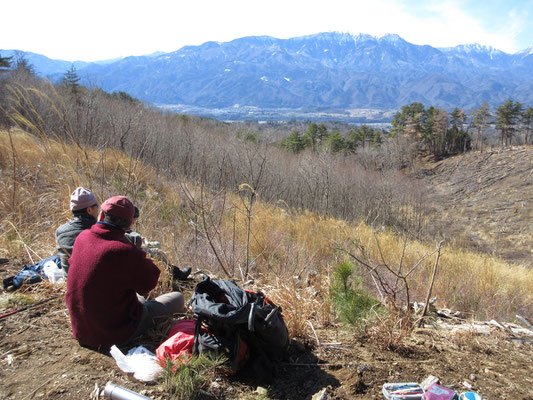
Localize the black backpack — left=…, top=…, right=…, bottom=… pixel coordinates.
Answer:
left=190, top=277, right=290, bottom=381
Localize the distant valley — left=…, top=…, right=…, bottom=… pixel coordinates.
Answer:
left=3, top=32, right=533, bottom=121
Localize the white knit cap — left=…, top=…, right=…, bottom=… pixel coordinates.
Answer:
left=70, top=187, right=97, bottom=211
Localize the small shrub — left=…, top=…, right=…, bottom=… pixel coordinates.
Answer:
left=367, top=307, right=412, bottom=352
left=158, top=202, right=183, bottom=223
left=163, top=354, right=225, bottom=400
left=268, top=273, right=328, bottom=338
left=330, top=261, right=380, bottom=329
left=112, top=175, right=126, bottom=192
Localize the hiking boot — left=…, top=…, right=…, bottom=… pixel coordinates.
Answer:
left=172, top=266, right=191, bottom=281
left=5, top=285, right=17, bottom=292
left=3, top=276, right=15, bottom=290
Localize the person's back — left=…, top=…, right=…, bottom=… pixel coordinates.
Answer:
left=66, top=221, right=159, bottom=348
left=56, top=214, right=96, bottom=271
left=66, top=195, right=185, bottom=352
left=55, top=187, right=99, bottom=275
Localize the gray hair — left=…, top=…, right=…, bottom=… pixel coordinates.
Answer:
left=102, top=211, right=131, bottom=231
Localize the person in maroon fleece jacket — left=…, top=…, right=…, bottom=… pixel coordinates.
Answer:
left=66, top=195, right=184, bottom=352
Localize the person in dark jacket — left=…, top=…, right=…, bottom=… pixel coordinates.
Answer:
left=55, top=187, right=99, bottom=275
left=66, top=195, right=184, bottom=351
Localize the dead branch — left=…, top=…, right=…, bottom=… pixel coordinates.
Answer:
left=418, top=240, right=444, bottom=327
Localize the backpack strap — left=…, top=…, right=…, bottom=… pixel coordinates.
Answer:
left=192, top=314, right=204, bottom=355
left=248, top=303, right=256, bottom=332
left=264, top=306, right=279, bottom=327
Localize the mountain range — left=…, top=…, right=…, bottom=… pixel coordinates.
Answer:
left=3, top=32, right=533, bottom=116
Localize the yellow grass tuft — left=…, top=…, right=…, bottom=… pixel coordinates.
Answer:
left=266, top=271, right=331, bottom=338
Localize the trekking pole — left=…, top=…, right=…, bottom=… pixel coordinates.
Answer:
left=0, top=295, right=60, bottom=320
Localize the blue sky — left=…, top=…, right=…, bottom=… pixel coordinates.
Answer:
left=2, top=0, right=532, bottom=61
left=398, top=0, right=532, bottom=51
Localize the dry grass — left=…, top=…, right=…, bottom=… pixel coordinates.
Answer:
left=451, top=328, right=495, bottom=354
left=0, top=129, right=187, bottom=298
left=367, top=308, right=413, bottom=352
left=266, top=273, right=331, bottom=338
left=2, top=128, right=533, bottom=330
left=244, top=203, right=533, bottom=321
left=423, top=147, right=533, bottom=266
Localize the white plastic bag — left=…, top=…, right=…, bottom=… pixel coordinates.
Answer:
left=42, top=260, right=66, bottom=283
left=110, top=345, right=163, bottom=382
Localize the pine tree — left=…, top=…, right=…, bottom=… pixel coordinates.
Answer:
left=449, top=108, right=467, bottom=153
left=111, top=91, right=140, bottom=104
left=358, top=124, right=374, bottom=148
left=521, top=106, right=533, bottom=145
left=390, top=110, right=405, bottom=137
left=423, top=106, right=437, bottom=154
left=317, top=124, right=328, bottom=141
left=280, top=131, right=307, bottom=153
left=346, top=129, right=362, bottom=152
left=62, top=64, right=81, bottom=94
left=392, top=102, right=425, bottom=139
left=0, top=53, right=12, bottom=69
left=13, top=52, right=35, bottom=74
left=434, top=109, right=449, bottom=155
left=495, top=99, right=523, bottom=147
left=305, top=122, right=319, bottom=151
left=471, top=102, right=491, bottom=151
left=372, top=129, right=383, bottom=148
left=325, top=130, right=345, bottom=153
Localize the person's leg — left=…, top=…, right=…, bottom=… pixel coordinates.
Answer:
left=146, top=292, right=185, bottom=317
left=128, top=292, right=185, bottom=341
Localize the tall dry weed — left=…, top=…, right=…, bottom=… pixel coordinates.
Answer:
left=266, top=272, right=331, bottom=338
left=0, top=129, right=180, bottom=268
left=367, top=306, right=413, bottom=352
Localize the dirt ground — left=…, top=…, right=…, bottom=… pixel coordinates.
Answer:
left=2, top=265, right=533, bottom=400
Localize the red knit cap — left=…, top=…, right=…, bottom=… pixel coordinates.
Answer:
left=100, top=196, right=135, bottom=222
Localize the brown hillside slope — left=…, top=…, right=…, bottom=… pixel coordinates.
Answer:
left=420, top=147, right=533, bottom=266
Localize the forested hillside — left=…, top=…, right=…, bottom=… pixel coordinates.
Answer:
left=0, top=62, right=428, bottom=234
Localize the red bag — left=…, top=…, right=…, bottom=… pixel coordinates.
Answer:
left=422, top=383, right=458, bottom=400
left=156, top=319, right=196, bottom=366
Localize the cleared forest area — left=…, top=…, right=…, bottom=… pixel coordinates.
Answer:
left=420, top=147, right=533, bottom=266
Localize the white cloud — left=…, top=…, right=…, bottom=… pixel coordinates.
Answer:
left=413, top=1, right=517, bottom=51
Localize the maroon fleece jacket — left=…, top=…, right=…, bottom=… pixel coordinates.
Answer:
left=66, top=222, right=160, bottom=348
